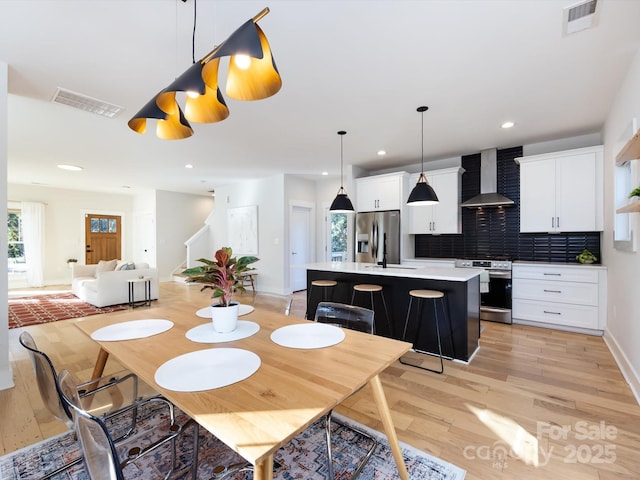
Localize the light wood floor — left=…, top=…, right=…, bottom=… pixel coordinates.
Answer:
left=3, top=282, right=640, bottom=479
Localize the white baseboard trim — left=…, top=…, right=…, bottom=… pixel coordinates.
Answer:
left=603, top=328, right=640, bottom=406
left=0, top=366, right=15, bottom=391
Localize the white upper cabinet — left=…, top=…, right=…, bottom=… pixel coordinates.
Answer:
left=355, top=172, right=407, bottom=212
left=408, top=167, right=465, bottom=234
left=516, top=146, right=603, bottom=233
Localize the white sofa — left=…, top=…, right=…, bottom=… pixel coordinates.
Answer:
left=71, top=261, right=159, bottom=308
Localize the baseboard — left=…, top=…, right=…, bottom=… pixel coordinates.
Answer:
left=603, top=328, right=640, bottom=406
left=0, top=366, right=15, bottom=391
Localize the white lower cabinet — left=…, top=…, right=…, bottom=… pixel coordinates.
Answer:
left=512, top=263, right=606, bottom=333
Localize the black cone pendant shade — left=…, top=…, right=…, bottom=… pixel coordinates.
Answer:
left=330, top=131, right=355, bottom=212
left=407, top=106, right=439, bottom=206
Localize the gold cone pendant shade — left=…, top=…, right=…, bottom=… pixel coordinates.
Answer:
left=127, top=91, right=194, bottom=140
left=128, top=7, right=281, bottom=140
left=226, top=25, right=281, bottom=101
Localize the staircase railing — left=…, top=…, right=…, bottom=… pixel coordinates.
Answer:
left=184, top=225, right=211, bottom=268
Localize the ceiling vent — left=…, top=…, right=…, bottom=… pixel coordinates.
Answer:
left=563, top=0, right=599, bottom=36
left=51, top=88, right=124, bottom=118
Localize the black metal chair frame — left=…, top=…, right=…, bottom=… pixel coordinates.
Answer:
left=314, top=301, right=378, bottom=479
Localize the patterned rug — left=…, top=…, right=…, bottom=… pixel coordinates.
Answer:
left=0, top=406, right=465, bottom=480
left=8, top=292, right=128, bottom=329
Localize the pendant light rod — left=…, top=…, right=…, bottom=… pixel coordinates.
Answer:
left=407, top=105, right=439, bottom=205
left=417, top=105, right=428, bottom=173
left=200, top=7, right=270, bottom=64
left=330, top=130, right=354, bottom=212
left=338, top=130, right=346, bottom=187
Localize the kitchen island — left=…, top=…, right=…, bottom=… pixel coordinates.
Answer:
left=305, top=262, right=481, bottom=362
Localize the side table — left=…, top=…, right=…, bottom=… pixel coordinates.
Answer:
left=128, top=277, right=151, bottom=308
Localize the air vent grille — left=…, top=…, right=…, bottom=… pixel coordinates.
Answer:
left=563, top=0, right=598, bottom=35
left=51, top=88, right=123, bottom=118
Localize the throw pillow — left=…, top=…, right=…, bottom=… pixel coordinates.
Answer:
left=97, top=259, right=118, bottom=272
left=115, top=260, right=128, bottom=271
left=121, top=262, right=136, bottom=271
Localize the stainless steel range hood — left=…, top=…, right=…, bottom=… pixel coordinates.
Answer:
left=460, top=148, right=514, bottom=208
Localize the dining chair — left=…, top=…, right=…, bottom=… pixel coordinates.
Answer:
left=18, top=331, right=167, bottom=480
left=313, top=302, right=378, bottom=479
left=58, top=368, right=200, bottom=480
left=59, top=368, right=255, bottom=480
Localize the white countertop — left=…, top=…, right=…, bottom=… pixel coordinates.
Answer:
left=305, top=262, right=481, bottom=282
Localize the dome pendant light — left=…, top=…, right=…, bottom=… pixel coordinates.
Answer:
left=407, top=106, right=439, bottom=206
left=330, top=131, right=355, bottom=212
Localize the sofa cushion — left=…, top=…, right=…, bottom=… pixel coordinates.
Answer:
left=97, top=259, right=118, bottom=272
left=120, top=262, right=136, bottom=270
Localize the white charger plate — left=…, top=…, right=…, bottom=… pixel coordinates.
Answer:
left=91, top=319, right=174, bottom=342
left=195, top=304, right=255, bottom=318
left=154, top=348, right=261, bottom=392
left=186, top=321, right=260, bottom=343
left=270, top=323, right=345, bottom=349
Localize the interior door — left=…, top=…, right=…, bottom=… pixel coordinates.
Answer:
left=85, top=214, right=121, bottom=264
left=290, top=206, right=311, bottom=292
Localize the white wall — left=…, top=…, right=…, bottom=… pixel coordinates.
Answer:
left=1, top=60, right=12, bottom=390
left=602, top=48, right=640, bottom=400
left=208, top=175, right=287, bottom=294
left=155, top=190, right=213, bottom=281
left=7, top=184, right=134, bottom=285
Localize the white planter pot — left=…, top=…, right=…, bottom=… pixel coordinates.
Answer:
left=211, top=302, right=240, bottom=333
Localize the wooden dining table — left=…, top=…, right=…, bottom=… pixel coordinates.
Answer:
left=75, top=303, right=412, bottom=480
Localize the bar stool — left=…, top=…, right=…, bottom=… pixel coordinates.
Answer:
left=399, top=289, right=454, bottom=374
left=305, top=279, right=337, bottom=319
left=350, top=284, right=393, bottom=336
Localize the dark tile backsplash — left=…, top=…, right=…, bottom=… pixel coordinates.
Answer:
left=414, top=146, right=602, bottom=264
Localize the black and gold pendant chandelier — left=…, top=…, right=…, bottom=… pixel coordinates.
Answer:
left=128, top=5, right=281, bottom=140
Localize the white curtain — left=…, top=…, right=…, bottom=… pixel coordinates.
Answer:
left=21, top=201, right=45, bottom=287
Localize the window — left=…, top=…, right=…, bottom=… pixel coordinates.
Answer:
left=330, top=213, right=348, bottom=262
left=91, top=217, right=118, bottom=233
left=8, top=208, right=27, bottom=274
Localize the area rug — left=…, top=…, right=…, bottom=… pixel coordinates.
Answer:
left=0, top=407, right=465, bottom=480
left=8, top=292, right=128, bottom=329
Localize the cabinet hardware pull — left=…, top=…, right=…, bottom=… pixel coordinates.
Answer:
left=557, top=216, right=560, bottom=228
left=544, top=289, right=562, bottom=293
left=543, top=310, right=562, bottom=315
left=543, top=273, right=561, bottom=276
left=551, top=217, right=555, bottom=228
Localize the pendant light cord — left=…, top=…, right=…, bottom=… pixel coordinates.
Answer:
left=340, top=134, right=344, bottom=187
left=421, top=108, right=424, bottom=173
left=191, top=0, right=197, bottom=64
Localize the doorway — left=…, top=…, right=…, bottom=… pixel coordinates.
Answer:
left=84, top=214, right=122, bottom=264
left=290, top=205, right=312, bottom=292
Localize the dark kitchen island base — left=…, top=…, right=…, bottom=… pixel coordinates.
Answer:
left=306, top=265, right=480, bottom=362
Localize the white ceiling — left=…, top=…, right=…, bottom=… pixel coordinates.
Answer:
left=2, top=0, right=640, bottom=197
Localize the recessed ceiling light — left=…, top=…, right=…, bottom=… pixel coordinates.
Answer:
left=57, top=164, right=83, bottom=171
left=185, top=164, right=194, bottom=169
left=321, top=171, right=329, bottom=176
left=377, top=150, right=387, bottom=156
left=501, top=121, right=515, bottom=129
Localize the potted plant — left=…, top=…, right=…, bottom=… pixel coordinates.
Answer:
left=182, top=247, right=258, bottom=332
left=576, top=249, right=597, bottom=264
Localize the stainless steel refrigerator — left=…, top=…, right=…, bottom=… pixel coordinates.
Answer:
left=355, top=210, right=401, bottom=264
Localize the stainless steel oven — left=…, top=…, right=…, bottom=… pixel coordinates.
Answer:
left=455, top=259, right=512, bottom=324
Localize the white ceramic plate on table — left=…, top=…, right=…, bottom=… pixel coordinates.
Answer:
left=270, top=323, right=345, bottom=349
left=91, top=319, right=174, bottom=342
left=154, top=348, right=261, bottom=392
